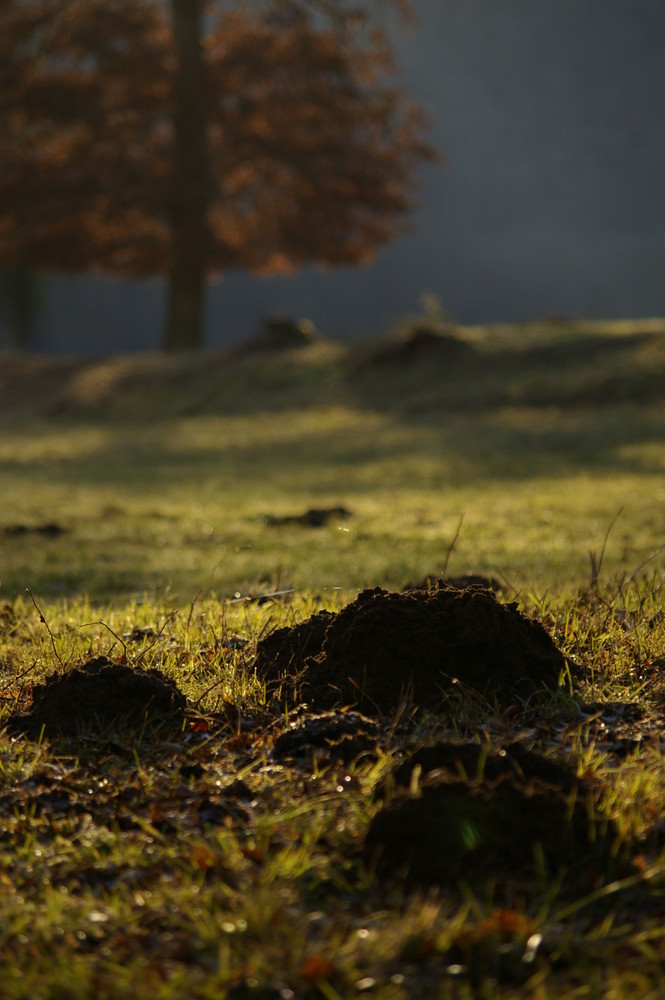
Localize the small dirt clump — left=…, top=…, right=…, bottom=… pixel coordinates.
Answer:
left=264, top=506, right=352, bottom=528
left=364, top=741, right=617, bottom=889
left=389, top=739, right=580, bottom=792
left=356, top=326, right=475, bottom=371
left=254, top=584, right=565, bottom=714
left=3, top=521, right=65, bottom=538
left=272, top=710, right=381, bottom=765
left=10, top=656, right=187, bottom=740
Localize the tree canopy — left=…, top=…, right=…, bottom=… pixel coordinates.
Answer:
left=0, top=0, right=437, bottom=349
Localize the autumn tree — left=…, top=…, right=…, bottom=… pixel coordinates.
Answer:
left=0, top=0, right=435, bottom=351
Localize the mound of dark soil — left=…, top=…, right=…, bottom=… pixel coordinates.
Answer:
left=3, top=521, right=65, bottom=538
left=364, top=741, right=616, bottom=888
left=272, top=710, right=381, bottom=764
left=358, top=326, right=475, bottom=370
left=0, top=356, right=88, bottom=414
left=390, top=739, right=580, bottom=792
left=10, top=656, right=187, bottom=740
left=236, top=316, right=317, bottom=355
left=403, top=574, right=502, bottom=593
left=264, top=506, right=352, bottom=528
left=254, top=585, right=565, bottom=714
left=257, top=610, right=334, bottom=682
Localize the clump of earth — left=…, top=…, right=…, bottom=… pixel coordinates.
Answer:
left=254, top=584, right=566, bottom=714
left=271, top=710, right=381, bottom=765
left=264, top=505, right=352, bottom=528
left=363, top=741, right=618, bottom=889
left=354, top=326, right=475, bottom=372
left=10, top=656, right=187, bottom=740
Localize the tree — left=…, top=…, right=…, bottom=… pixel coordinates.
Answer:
left=167, top=0, right=210, bottom=351
left=0, top=269, right=46, bottom=350
left=0, top=0, right=436, bottom=351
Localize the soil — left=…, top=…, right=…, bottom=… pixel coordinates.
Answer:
left=389, top=739, right=581, bottom=792
left=403, top=573, right=502, bottom=593
left=271, top=710, right=381, bottom=765
left=10, top=656, right=188, bottom=740
left=356, top=326, right=475, bottom=371
left=3, top=521, right=65, bottom=538
left=0, top=356, right=88, bottom=414
left=363, top=741, right=617, bottom=889
left=264, top=506, right=352, bottom=528
left=254, top=584, right=565, bottom=714
left=235, top=316, right=317, bottom=355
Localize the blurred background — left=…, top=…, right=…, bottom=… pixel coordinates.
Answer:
left=2, top=0, right=664, bottom=354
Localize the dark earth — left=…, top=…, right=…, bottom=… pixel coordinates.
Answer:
left=254, top=582, right=566, bottom=714
left=271, top=709, right=381, bottom=765
left=10, top=656, right=187, bottom=739
left=3, top=521, right=65, bottom=538
left=264, top=505, right=352, bottom=528
left=364, top=740, right=619, bottom=889
left=354, top=325, right=476, bottom=372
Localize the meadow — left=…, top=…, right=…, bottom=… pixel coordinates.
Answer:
left=2, top=317, right=665, bottom=998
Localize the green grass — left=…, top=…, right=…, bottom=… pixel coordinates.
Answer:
left=2, top=317, right=665, bottom=602
left=2, top=318, right=665, bottom=997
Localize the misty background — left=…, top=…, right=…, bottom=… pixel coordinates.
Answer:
left=6, top=0, right=665, bottom=354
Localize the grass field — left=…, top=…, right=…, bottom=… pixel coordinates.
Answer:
left=2, top=317, right=665, bottom=603
left=2, top=317, right=665, bottom=997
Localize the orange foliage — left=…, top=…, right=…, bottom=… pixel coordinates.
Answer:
left=298, top=953, right=336, bottom=984
left=0, top=0, right=437, bottom=279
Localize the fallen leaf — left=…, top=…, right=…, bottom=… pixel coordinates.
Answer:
left=299, top=954, right=335, bottom=984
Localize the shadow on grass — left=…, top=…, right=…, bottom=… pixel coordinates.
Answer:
left=2, top=325, right=665, bottom=599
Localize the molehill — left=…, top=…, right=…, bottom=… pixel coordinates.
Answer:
left=10, top=656, right=187, bottom=739
left=254, top=583, right=566, bottom=714
left=363, top=740, right=618, bottom=889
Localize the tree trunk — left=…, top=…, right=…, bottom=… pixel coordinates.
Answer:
left=165, top=0, right=209, bottom=351
left=0, top=268, right=44, bottom=351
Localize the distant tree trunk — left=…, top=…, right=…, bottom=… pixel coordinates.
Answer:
left=0, top=268, right=44, bottom=350
left=165, top=0, right=209, bottom=351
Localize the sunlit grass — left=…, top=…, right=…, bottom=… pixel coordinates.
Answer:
left=1, top=577, right=665, bottom=997
left=2, top=324, right=665, bottom=601
left=1, top=321, right=665, bottom=996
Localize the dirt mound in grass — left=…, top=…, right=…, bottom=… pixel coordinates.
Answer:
left=10, top=656, right=187, bottom=740
left=356, top=326, right=475, bottom=371
left=254, top=584, right=565, bottom=714
left=0, top=356, right=88, bottom=414
left=264, top=505, right=352, bottom=528
left=272, top=710, right=381, bottom=764
left=364, top=741, right=617, bottom=888
left=389, top=739, right=580, bottom=792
